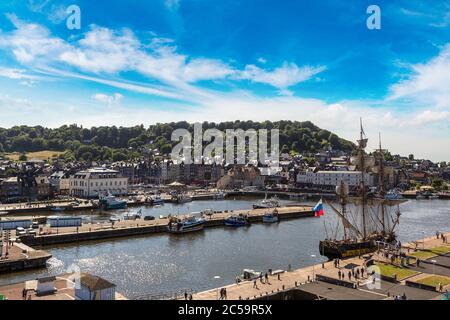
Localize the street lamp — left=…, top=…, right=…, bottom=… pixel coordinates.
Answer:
left=431, top=260, right=437, bottom=289
left=422, top=231, right=425, bottom=250
left=311, top=254, right=317, bottom=282
left=213, top=275, right=221, bottom=300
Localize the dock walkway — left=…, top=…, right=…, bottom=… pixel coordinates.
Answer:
left=21, top=206, right=314, bottom=247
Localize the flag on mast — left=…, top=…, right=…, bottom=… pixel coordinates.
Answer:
left=313, top=199, right=325, bottom=217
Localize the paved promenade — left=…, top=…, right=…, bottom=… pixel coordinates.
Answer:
left=192, top=232, right=450, bottom=300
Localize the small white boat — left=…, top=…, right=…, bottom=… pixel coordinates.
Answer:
left=253, top=195, right=280, bottom=209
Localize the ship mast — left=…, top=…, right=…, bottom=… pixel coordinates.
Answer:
left=358, top=119, right=368, bottom=239
left=377, top=133, right=386, bottom=235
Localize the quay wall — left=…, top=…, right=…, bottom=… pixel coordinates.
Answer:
left=22, top=208, right=315, bottom=247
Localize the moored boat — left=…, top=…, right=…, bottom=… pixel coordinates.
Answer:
left=176, top=193, right=193, bottom=204
left=253, top=195, right=280, bottom=209
left=319, top=124, right=404, bottom=260
left=167, top=216, right=205, bottom=234
left=99, top=193, right=127, bottom=210
left=262, top=209, right=279, bottom=223
left=224, top=214, right=249, bottom=227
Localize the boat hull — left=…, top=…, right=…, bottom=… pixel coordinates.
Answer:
left=319, top=240, right=376, bottom=260
left=224, top=220, right=248, bottom=227
left=105, top=202, right=127, bottom=210
left=262, top=215, right=279, bottom=223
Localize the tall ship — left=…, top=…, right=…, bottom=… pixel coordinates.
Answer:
left=319, top=122, right=405, bottom=260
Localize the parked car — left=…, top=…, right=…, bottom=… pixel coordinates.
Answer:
left=16, top=227, right=27, bottom=236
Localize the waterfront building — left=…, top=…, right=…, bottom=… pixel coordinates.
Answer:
left=35, top=176, right=51, bottom=199
left=0, top=177, right=22, bottom=201
left=75, top=273, right=116, bottom=300
left=217, top=165, right=264, bottom=189
left=69, top=168, right=128, bottom=198
left=296, top=170, right=376, bottom=189
left=48, top=171, right=71, bottom=195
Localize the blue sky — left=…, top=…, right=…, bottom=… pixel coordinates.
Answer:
left=0, top=0, right=449, bottom=160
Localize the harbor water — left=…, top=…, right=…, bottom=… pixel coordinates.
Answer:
left=0, top=198, right=448, bottom=299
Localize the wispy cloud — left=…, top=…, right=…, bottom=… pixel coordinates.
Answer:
left=92, top=93, right=124, bottom=106
left=389, top=43, right=450, bottom=109
left=0, top=16, right=323, bottom=98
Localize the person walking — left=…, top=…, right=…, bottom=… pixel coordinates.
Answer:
left=253, top=280, right=258, bottom=289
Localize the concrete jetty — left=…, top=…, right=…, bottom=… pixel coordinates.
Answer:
left=20, top=206, right=314, bottom=247
left=190, top=232, right=450, bottom=300
left=0, top=241, right=52, bottom=274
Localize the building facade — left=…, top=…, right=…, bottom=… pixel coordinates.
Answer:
left=297, top=170, right=375, bottom=189
left=69, top=168, right=128, bottom=198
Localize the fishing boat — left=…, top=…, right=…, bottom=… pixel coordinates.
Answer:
left=224, top=214, right=249, bottom=227
left=319, top=124, right=406, bottom=260
left=262, top=209, right=279, bottom=223
left=176, top=193, right=193, bottom=204
left=253, top=195, right=280, bottom=209
left=167, top=216, right=206, bottom=234
left=99, top=193, right=127, bottom=210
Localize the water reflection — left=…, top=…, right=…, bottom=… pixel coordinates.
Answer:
left=0, top=199, right=448, bottom=299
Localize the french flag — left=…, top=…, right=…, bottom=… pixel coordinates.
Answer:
left=313, top=199, right=325, bottom=217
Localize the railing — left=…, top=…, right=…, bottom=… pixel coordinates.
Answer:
left=133, top=288, right=195, bottom=300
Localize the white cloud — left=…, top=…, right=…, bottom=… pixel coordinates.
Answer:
left=0, top=17, right=323, bottom=96
left=92, top=93, right=124, bottom=106
left=0, top=67, right=40, bottom=80
left=410, top=110, right=450, bottom=125
left=0, top=93, right=37, bottom=111
left=258, top=57, right=267, bottom=64
left=238, top=62, right=326, bottom=94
